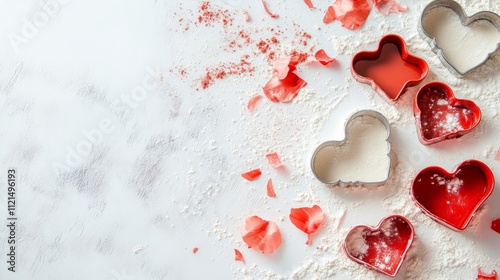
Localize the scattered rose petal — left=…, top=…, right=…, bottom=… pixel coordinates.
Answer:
left=273, top=57, right=296, bottom=80
left=315, top=49, right=336, bottom=66
left=243, top=10, right=251, bottom=22
left=478, top=269, right=497, bottom=280
left=373, top=0, right=407, bottom=15
left=323, top=6, right=337, bottom=24
left=241, top=216, right=282, bottom=254
left=492, top=219, right=500, bottom=234
left=323, top=0, right=371, bottom=30
left=263, top=72, right=307, bottom=103
left=247, top=95, right=262, bottom=111
left=234, top=249, right=245, bottom=263
left=304, top=0, right=314, bottom=9
left=266, top=152, right=283, bottom=169
left=289, top=205, right=325, bottom=245
left=193, top=247, right=199, bottom=254
left=266, top=179, right=277, bottom=198
left=241, top=169, right=262, bottom=181
left=261, top=0, right=279, bottom=18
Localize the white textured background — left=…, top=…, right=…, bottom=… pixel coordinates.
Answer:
left=0, top=0, right=499, bottom=279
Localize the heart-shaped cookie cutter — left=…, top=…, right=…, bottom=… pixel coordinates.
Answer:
left=414, top=81, right=482, bottom=145
left=310, top=110, right=391, bottom=185
left=411, top=159, right=495, bottom=231
left=343, top=215, right=415, bottom=278
left=419, top=0, right=500, bottom=77
left=351, top=34, right=428, bottom=102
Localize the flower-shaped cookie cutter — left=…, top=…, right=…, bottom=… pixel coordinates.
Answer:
left=343, top=215, right=415, bottom=277
left=311, top=110, right=391, bottom=185
left=411, top=159, right=495, bottom=231
left=419, top=0, right=500, bottom=77
left=351, top=34, right=428, bottom=102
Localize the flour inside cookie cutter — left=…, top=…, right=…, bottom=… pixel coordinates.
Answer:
left=419, top=0, right=500, bottom=77
left=311, top=110, right=391, bottom=185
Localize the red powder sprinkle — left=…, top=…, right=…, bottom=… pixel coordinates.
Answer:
left=243, top=10, right=251, bottom=22
left=257, top=40, right=270, bottom=53
left=200, top=56, right=254, bottom=89
left=247, top=95, right=262, bottom=112
left=241, top=216, right=282, bottom=254
left=304, top=0, right=314, bottom=9
left=197, top=1, right=234, bottom=27
left=192, top=247, right=199, bottom=254
left=373, top=0, right=407, bottom=15
left=477, top=269, right=497, bottom=280
left=266, top=152, right=283, bottom=169
left=289, top=205, right=325, bottom=245
left=242, top=169, right=262, bottom=181
left=266, top=179, right=277, bottom=198
left=234, top=249, right=245, bottom=263
left=315, top=49, right=336, bottom=66
left=492, top=219, right=500, bottom=234
left=261, top=0, right=279, bottom=18
left=323, top=0, right=371, bottom=30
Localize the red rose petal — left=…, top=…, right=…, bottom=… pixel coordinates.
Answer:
left=241, top=216, right=282, bottom=254
left=373, top=0, right=407, bottom=15
left=193, top=247, right=199, bottom=254
left=478, top=269, right=497, bottom=280
left=273, top=57, right=295, bottom=80
left=243, top=10, right=251, bottom=22
left=266, top=179, right=277, bottom=198
left=247, top=95, right=262, bottom=112
left=289, top=205, right=325, bottom=245
left=263, top=72, right=307, bottom=103
left=492, top=219, right=500, bottom=234
left=234, top=249, right=245, bottom=263
left=261, top=0, right=279, bottom=18
left=265, top=152, right=283, bottom=169
left=323, top=6, right=337, bottom=24
left=241, top=169, right=262, bottom=181
left=304, top=0, right=314, bottom=9
left=324, top=0, right=371, bottom=30
left=315, top=49, right=336, bottom=66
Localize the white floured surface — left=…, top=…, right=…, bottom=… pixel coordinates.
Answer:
left=0, top=0, right=499, bottom=280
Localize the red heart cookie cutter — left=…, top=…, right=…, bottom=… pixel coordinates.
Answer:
left=351, top=34, right=428, bottom=102
left=414, top=82, right=481, bottom=145
left=411, top=160, right=495, bottom=231
left=343, top=215, right=415, bottom=277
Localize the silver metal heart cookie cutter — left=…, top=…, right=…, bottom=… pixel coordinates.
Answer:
left=310, top=110, right=392, bottom=185
left=419, top=0, right=500, bottom=77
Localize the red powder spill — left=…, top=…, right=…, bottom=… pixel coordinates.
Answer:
left=492, top=219, right=500, bottom=234
left=373, top=0, right=407, bottom=15
left=297, top=31, right=312, bottom=46
left=234, top=249, right=245, bottom=263
left=315, top=49, right=336, bottom=66
left=257, top=37, right=280, bottom=54
left=495, top=148, right=500, bottom=161
left=243, top=10, right=251, bottom=22
left=241, top=169, right=262, bottom=181
left=323, top=0, right=371, bottom=30
left=261, top=0, right=279, bottom=18
left=266, top=152, right=283, bottom=169
left=304, top=0, right=314, bottom=8
left=289, top=205, right=325, bottom=245
left=197, top=1, right=234, bottom=27
left=266, top=179, right=277, bottom=198
left=478, top=269, right=497, bottom=280
left=241, top=216, right=282, bottom=254
left=192, top=247, right=199, bottom=254
left=200, top=55, right=254, bottom=89
left=228, top=30, right=252, bottom=52
left=247, top=95, right=263, bottom=112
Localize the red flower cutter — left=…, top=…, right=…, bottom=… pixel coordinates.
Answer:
left=414, top=82, right=481, bottom=145
left=343, top=215, right=414, bottom=277
left=352, top=34, right=428, bottom=102
left=411, top=160, right=495, bottom=231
